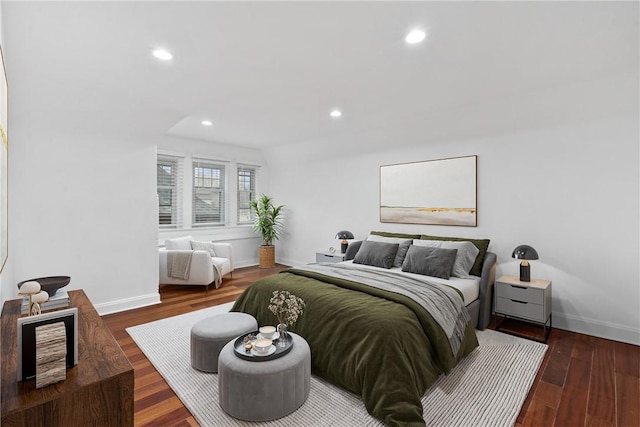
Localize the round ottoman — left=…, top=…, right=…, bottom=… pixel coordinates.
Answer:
left=190, top=312, right=257, bottom=373
left=218, top=332, right=311, bottom=421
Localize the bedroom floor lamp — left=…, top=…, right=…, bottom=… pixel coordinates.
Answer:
left=512, top=244, right=539, bottom=282
left=335, top=230, right=354, bottom=254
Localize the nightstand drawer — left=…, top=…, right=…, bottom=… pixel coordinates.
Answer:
left=496, top=282, right=544, bottom=304
left=496, top=297, right=546, bottom=323
left=316, top=252, right=345, bottom=263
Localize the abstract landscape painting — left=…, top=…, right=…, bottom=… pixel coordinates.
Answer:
left=380, top=156, right=477, bottom=227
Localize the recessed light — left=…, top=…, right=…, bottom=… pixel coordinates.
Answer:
left=201, top=120, right=213, bottom=126
left=405, top=29, right=426, bottom=44
left=152, top=49, right=173, bottom=60
left=330, top=110, right=342, bottom=118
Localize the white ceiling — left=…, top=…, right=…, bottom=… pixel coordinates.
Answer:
left=3, top=1, right=639, bottom=150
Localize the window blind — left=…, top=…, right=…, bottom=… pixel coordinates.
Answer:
left=237, top=166, right=256, bottom=224
left=192, top=158, right=225, bottom=226
left=157, top=155, right=183, bottom=228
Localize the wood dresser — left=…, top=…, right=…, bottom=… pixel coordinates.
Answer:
left=1, top=289, right=134, bottom=426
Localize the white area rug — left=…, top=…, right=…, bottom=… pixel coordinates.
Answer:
left=127, top=303, right=547, bottom=426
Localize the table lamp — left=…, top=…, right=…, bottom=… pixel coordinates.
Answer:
left=512, top=244, right=539, bottom=282
left=335, top=230, right=354, bottom=254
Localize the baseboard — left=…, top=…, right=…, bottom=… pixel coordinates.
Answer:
left=277, top=257, right=306, bottom=268
left=94, top=292, right=161, bottom=316
left=553, top=311, right=639, bottom=345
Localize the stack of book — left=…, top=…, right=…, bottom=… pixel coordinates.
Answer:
left=21, top=289, right=70, bottom=314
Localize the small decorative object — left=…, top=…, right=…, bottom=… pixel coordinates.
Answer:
left=335, top=230, right=354, bottom=254
left=329, top=246, right=336, bottom=254
left=30, top=291, right=50, bottom=316
left=17, top=307, right=78, bottom=381
left=35, top=322, right=67, bottom=388
left=17, top=281, right=44, bottom=316
left=276, top=323, right=288, bottom=346
left=512, top=244, right=539, bottom=282
left=268, top=290, right=305, bottom=348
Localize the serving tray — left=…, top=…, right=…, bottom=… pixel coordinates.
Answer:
left=233, top=330, right=294, bottom=361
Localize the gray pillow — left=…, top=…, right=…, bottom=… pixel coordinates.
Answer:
left=353, top=241, right=399, bottom=269
left=401, top=245, right=458, bottom=279
left=190, top=240, right=216, bottom=257
left=366, top=234, right=413, bottom=268
left=413, top=240, right=479, bottom=278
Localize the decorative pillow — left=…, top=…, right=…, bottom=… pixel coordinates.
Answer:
left=353, top=241, right=399, bottom=269
left=165, top=236, right=194, bottom=250
left=190, top=240, right=216, bottom=257
left=420, top=234, right=490, bottom=277
left=401, top=246, right=458, bottom=279
left=366, top=234, right=413, bottom=268
left=413, top=240, right=479, bottom=279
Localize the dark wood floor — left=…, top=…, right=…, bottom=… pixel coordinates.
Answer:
left=102, top=265, right=639, bottom=427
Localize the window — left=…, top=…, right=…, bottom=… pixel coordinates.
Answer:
left=157, top=156, right=182, bottom=227
left=192, top=159, right=225, bottom=226
left=237, top=166, right=256, bottom=224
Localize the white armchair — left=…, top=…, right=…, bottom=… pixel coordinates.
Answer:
left=159, top=236, right=233, bottom=291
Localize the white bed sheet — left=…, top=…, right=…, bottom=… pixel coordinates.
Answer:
left=337, top=260, right=480, bottom=305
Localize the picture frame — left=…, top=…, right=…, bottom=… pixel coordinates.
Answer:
left=380, top=155, right=477, bottom=227
left=17, top=307, right=78, bottom=381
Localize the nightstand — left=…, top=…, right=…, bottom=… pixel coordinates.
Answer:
left=315, top=251, right=346, bottom=263
left=494, top=274, right=552, bottom=342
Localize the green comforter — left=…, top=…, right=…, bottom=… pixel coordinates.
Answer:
left=231, top=268, right=479, bottom=427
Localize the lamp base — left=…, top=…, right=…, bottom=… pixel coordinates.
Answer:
left=341, top=240, right=348, bottom=254
left=519, top=262, right=531, bottom=282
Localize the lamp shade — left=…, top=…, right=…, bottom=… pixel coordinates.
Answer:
left=335, top=230, right=354, bottom=254
left=335, top=230, right=354, bottom=240
left=512, top=245, right=539, bottom=260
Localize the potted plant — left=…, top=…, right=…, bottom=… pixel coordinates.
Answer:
left=250, top=194, right=284, bottom=268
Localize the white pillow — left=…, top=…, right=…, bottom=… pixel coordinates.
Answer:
left=366, top=234, right=413, bottom=268
left=165, top=236, right=193, bottom=250
left=190, top=240, right=216, bottom=257
left=412, top=239, right=479, bottom=279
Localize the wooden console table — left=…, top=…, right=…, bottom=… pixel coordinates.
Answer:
left=1, top=290, right=134, bottom=426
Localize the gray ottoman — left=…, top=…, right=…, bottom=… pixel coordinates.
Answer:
left=218, top=332, right=311, bottom=421
left=190, top=312, right=257, bottom=373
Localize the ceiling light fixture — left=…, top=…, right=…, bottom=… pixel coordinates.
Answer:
left=330, top=110, right=342, bottom=118
left=405, top=29, right=427, bottom=44
left=152, top=49, right=173, bottom=61
left=201, top=120, right=213, bottom=126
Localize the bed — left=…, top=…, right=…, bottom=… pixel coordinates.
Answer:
left=232, top=232, right=496, bottom=426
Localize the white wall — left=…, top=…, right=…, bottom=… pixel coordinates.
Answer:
left=0, top=0, right=4, bottom=305
left=157, top=136, right=268, bottom=268
left=4, top=126, right=161, bottom=314
left=1, top=132, right=269, bottom=313
left=264, top=114, right=640, bottom=345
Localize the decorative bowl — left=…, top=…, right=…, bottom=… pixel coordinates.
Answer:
left=17, top=276, right=71, bottom=296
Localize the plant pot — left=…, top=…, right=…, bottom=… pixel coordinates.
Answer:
left=258, top=245, right=276, bottom=268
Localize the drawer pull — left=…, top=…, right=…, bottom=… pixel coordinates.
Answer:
left=510, top=285, right=527, bottom=290
left=511, top=299, right=528, bottom=304
left=323, top=255, right=332, bottom=258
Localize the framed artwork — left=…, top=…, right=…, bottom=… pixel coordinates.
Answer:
left=0, top=46, right=7, bottom=272
left=380, top=155, right=477, bottom=227
left=17, top=308, right=79, bottom=381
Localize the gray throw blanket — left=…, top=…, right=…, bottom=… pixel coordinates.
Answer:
left=211, top=262, right=223, bottom=289
left=167, top=250, right=193, bottom=280
left=295, top=263, right=470, bottom=356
